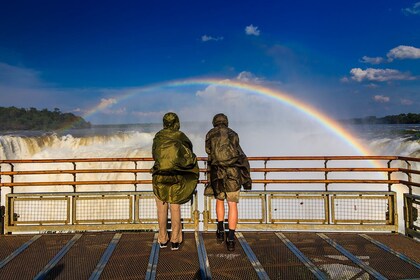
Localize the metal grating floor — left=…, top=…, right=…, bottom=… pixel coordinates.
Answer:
left=0, top=231, right=419, bottom=280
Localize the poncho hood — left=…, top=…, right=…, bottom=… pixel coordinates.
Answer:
left=212, top=113, right=228, bottom=127
left=163, top=112, right=180, bottom=130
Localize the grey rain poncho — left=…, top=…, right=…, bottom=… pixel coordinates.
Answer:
left=205, top=113, right=251, bottom=195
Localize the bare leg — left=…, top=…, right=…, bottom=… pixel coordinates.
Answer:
left=216, top=199, right=225, bottom=222
left=169, top=203, right=182, bottom=243
left=155, top=197, right=169, bottom=244
left=227, top=201, right=238, bottom=230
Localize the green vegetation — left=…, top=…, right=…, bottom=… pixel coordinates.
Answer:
left=348, top=113, right=420, bottom=124
left=0, top=107, right=91, bottom=131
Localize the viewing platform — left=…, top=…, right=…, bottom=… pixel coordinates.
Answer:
left=0, top=156, right=419, bottom=279
left=1, top=231, right=420, bottom=279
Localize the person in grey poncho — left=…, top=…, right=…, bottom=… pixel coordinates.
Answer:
left=152, top=112, right=199, bottom=251
left=205, top=113, right=251, bottom=251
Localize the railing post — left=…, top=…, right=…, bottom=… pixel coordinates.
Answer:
left=325, top=193, right=330, bottom=225
left=403, top=194, right=412, bottom=237
left=72, top=194, right=77, bottom=226
left=72, top=162, right=77, bottom=193
left=203, top=196, right=209, bottom=232
left=0, top=204, right=3, bottom=235
left=9, top=163, right=14, bottom=194
left=0, top=163, right=3, bottom=234
left=393, top=192, right=398, bottom=232
left=405, top=160, right=412, bottom=195
left=264, top=160, right=268, bottom=191
left=204, top=160, right=208, bottom=184
left=193, top=193, right=200, bottom=231
left=134, top=161, right=138, bottom=192
left=387, top=160, right=393, bottom=192
left=324, top=160, right=329, bottom=191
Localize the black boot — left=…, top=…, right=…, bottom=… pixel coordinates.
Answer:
left=226, top=239, right=235, bottom=251
left=216, top=221, right=224, bottom=243
left=226, top=229, right=235, bottom=251
left=216, top=230, right=225, bottom=243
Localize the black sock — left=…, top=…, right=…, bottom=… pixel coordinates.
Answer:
left=217, top=221, right=224, bottom=232
left=228, top=229, right=235, bottom=240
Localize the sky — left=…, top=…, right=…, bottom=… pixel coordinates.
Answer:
left=0, top=0, right=419, bottom=125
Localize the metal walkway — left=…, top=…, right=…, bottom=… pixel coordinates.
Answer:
left=0, top=232, right=419, bottom=280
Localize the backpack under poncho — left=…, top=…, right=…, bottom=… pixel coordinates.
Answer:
left=152, top=129, right=199, bottom=204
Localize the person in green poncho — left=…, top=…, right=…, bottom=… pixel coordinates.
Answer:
left=151, top=112, right=199, bottom=251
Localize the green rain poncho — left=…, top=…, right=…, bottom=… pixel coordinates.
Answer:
left=151, top=113, right=199, bottom=204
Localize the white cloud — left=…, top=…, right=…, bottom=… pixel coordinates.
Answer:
left=387, top=45, right=420, bottom=61
left=350, top=68, right=416, bottom=82
left=195, top=75, right=267, bottom=107
left=373, top=95, right=390, bottom=103
left=245, top=24, right=260, bottom=36
left=360, top=56, right=384, bottom=64
left=402, top=2, right=420, bottom=15
left=236, top=71, right=263, bottom=83
left=201, top=35, right=223, bottom=42
left=97, top=98, right=117, bottom=110
left=400, top=98, right=414, bottom=105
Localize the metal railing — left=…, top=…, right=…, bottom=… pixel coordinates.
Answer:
left=0, top=156, right=419, bottom=236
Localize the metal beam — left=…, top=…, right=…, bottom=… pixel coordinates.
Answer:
left=89, top=233, right=122, bottom=280
left=236, top=232, right=270, bottom=280
left=317, top=233, right=388, bottom=280
left=0, top=234, right=41, bottom=269
left=34, top=234, right=82, bottom=280
left=275, top=233, right=327, bottom=280
left=359, top=234, right=420, bottom=270
left=195, top=231, right=212, bottom=280
left=145, top=233, right=159, bottom=280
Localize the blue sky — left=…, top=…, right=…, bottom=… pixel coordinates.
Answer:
left=0, top=0, right=419, bottom=124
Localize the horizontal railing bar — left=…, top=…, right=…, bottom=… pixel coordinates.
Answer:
left=1, top=155, right=409, bottom=165
left=404, top=193, right=420, bottom=199
left=0, top=169, right=153, bottom=176
left=0, top=179, right=402, bottom=187
left=6, top=190, right=395, bottom=197
left=0, top=157, right=417, bottom=193
left=398, top=156, right=420, bottom=162
left=0, top=180, right=152, bottom=187
left=0, top=158, right=154, bottom=164
left=247, top=156, right=399, bottom=161
left=249, top=179, right=400, bottom=184
left=399, top=168, right=420, bottom=175
left=250, top=168, right=399, bottom=172
left=399, top=180, right=420, bottom=188
left=0, top=167, right=402, bottom=176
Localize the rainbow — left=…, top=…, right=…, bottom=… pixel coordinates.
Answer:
left=172, top=78, right=372, bottom=155
left=62, top=77, right=372, bottom=156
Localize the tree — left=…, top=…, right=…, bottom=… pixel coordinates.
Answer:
left=0, top=107, right=91, bottom=131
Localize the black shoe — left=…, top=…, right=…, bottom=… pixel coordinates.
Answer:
left=159, top=241, right=168, bottom=248
left=171, top=242, right=180, bottom=251
left=216, top=230, right=225, bottom=244
left=226, top=239, right=235, bottom=251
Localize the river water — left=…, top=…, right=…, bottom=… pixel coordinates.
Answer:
left=0, top=123, right=418, bottom=160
